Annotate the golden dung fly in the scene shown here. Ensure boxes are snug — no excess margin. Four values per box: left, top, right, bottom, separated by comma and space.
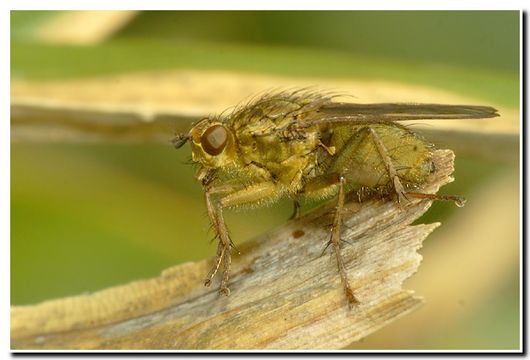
173, 89, 498, 305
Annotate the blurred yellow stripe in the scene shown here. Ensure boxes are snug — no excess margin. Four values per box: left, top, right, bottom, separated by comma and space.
37, 10, 138, 45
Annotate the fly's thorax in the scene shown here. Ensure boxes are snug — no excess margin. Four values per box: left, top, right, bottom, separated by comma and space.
189, 118, 239, 169
235, 126, 321, 187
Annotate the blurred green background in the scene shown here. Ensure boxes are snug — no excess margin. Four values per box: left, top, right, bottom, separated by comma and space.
11, 11, 520, 350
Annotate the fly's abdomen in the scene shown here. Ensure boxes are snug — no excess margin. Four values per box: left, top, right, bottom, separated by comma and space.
327, 123, 434, 195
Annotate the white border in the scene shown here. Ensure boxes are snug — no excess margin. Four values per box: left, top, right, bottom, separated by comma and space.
4, 6, 524, 354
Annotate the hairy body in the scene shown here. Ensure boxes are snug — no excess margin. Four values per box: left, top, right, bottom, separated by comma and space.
174, 89, 497, 304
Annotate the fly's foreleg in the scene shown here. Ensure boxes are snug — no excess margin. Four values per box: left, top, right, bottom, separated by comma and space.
204, 181, 280, 296
204, 190, 233, 295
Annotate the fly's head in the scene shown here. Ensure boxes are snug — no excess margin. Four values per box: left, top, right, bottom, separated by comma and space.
173, 118, 237, 170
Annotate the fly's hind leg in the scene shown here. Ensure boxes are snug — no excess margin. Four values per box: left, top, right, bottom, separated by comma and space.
367, 127, 408, 204
367, 128, 466, 207
405, 192, 467, 207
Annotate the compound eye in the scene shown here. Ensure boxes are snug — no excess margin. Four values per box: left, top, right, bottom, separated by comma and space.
201, 125, 228, 156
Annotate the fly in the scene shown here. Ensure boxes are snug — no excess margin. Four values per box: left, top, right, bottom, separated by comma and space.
173, 89, 498, 305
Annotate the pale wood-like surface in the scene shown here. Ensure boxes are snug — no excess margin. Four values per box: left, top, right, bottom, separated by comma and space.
11, 150, 456, 350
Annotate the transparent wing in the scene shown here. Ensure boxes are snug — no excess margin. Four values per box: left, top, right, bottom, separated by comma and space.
298, 102, 499, 127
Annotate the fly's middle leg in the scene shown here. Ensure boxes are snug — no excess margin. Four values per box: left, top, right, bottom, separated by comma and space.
302, 172, 358, 306
330, 175, 358, 306
289, 199, 301, 220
